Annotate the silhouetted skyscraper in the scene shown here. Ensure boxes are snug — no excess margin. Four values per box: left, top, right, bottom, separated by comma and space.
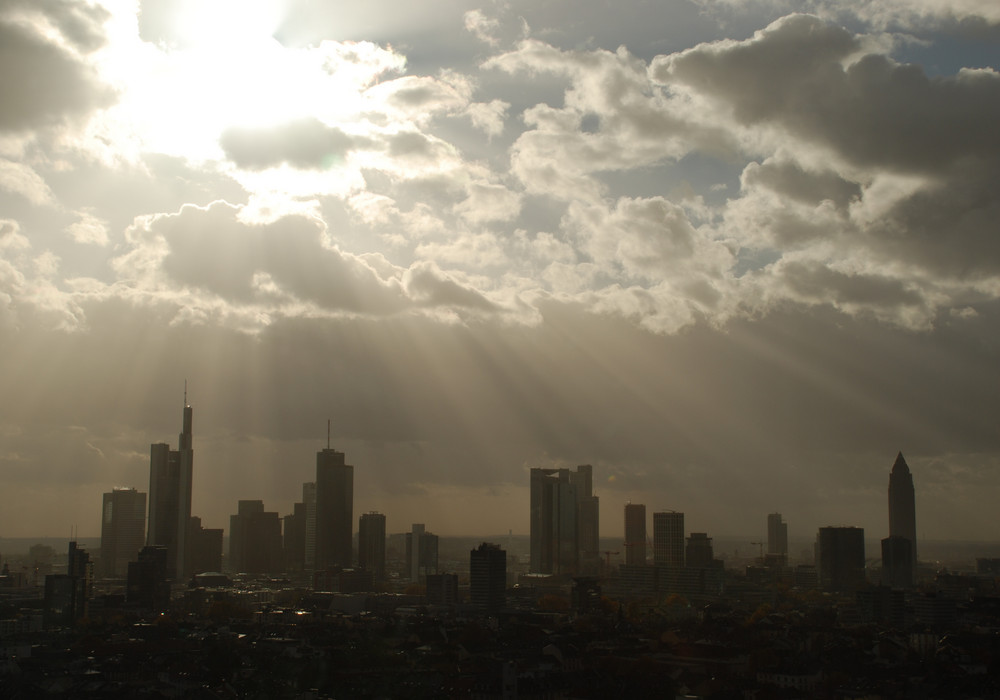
888, 452, 916, 570
816, 526, 866, 592
189, 516, 223, 574
229, 500, 283, 574
575, 465, 600, 574
358, 512, 386, 582
302, 482, 316, 571
44, 542, 92, 627
767, 512, 788, 557
529, 465, 598, 575
653, 511, 684, 567
470, 542, 507, 612
127, 545, 170, 611
284, 502, 307, 572
315, 446, 353, 571
147, 395, 194, 579
406, 524, 439, 582
100, 487, 146, 578
624, 503, 646, 566
881, 534, 914, 589
685, 532, 714, 568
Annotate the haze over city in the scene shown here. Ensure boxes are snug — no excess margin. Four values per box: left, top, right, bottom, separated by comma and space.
2, 0, 1000, 542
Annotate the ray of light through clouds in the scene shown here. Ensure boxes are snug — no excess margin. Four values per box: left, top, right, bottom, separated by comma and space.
1, 0, 999, 542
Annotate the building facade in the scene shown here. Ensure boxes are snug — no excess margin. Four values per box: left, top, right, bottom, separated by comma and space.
127, 545, 170, 611
881, 534, 914, 589
816, 526, 866, 592
653, 511, 684, 567
470, 542, 507, 612
685, 532, 714, 569
229, 500, 283, 574
100, 487, 146, 578
624, 503, 647, 566
302, 482, 316, 571
189, 516, 223, 574
767, 512, 788, 557
358, 512, 386, 582
406, 524, 439, 582
283, 502, 307, 573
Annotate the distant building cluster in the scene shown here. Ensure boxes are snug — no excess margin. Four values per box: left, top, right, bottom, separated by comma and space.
12, 398, 1000, 700
23, 392, 927, 625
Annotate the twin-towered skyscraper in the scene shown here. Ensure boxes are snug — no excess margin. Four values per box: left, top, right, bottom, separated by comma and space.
529, 465, 599, 575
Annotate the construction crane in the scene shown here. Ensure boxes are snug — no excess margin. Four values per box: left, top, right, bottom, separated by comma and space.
750, 541, 764, 564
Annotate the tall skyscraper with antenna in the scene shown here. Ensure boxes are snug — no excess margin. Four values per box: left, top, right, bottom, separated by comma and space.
147, 389, 194, 580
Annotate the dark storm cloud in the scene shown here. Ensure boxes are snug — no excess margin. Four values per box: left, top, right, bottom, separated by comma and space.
742, 159, 862, 210
219, 118, 368, 171
775, 259, 925, 310
0, 17, 113, 132
653, 13, 1000, 173
868, 163, 1000, 278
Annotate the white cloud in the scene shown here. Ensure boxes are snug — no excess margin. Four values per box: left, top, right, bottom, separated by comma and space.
65, 208, 110, 245
465, 8, 502, 46
0, 159, 54, 205
454, 181, 522, 224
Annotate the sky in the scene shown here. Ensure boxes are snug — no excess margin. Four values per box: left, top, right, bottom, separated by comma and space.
1, 0, 999, 545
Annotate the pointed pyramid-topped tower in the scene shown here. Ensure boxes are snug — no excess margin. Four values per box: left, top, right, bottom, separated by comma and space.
888, 451, 916, 566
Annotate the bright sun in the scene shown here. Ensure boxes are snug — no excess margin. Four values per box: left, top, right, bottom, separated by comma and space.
106, 0, 367, 164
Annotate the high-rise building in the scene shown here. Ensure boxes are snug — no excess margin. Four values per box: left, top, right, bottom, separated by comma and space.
653, 511, 684, 567
529, 465, 599, 575
888, 452, 917, 573
229, 500, 283, 574
575, 465, 600, 574
815, 526, 866, 592
358, 512, 386, 582
426, 573, 459, 605
302, 482, 316, 571
315, 446, 353, 571
881, 534, 914, 589
100, 487, 146, 578
406, 524, 439, 582
685, 532, 714, 569
470, 542, 507, 612
283, 502, 307, 573
127, 545, 170, 611
44, 541, 92, 628
189, 516, 223, 574
624, 503, 647, 566
147, 395, 194, 579
767, 513, 788, 557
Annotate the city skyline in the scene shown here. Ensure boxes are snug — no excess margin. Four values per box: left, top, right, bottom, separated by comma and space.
1, 399, 959, 545
2, 2, 1000, 543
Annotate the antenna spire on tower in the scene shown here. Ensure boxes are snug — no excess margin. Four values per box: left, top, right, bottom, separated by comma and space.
184, 379, 188, 407
327, 419, 331, 449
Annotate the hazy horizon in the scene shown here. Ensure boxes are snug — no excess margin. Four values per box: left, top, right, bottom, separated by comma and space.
2, 1, 999, 543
